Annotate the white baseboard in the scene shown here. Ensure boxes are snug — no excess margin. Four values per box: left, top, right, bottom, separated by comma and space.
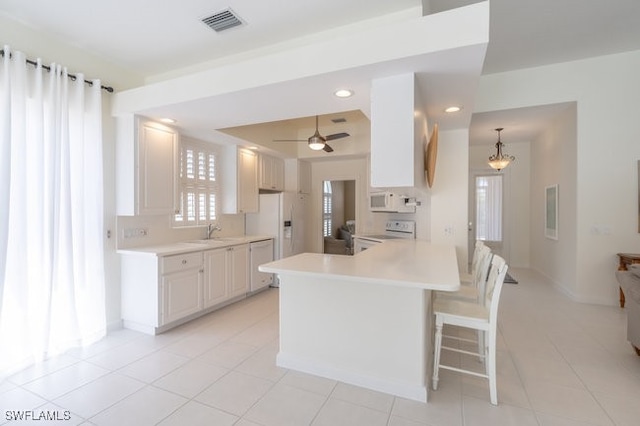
276, 352, 427, 403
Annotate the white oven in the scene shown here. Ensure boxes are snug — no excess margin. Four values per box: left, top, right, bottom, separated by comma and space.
353, 220, 416, 253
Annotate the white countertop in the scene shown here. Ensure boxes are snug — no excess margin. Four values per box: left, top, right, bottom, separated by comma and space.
260, 239, 460, 291
117, 235, 274, 256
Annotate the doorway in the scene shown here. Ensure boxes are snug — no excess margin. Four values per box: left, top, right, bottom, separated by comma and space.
322, 180, 356, 255
468, 172, 510, 267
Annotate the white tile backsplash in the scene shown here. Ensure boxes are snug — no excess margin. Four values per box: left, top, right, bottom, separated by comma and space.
116, 213, 245, 249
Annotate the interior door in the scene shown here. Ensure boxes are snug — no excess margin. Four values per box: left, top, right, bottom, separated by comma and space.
469, 172, 508, 267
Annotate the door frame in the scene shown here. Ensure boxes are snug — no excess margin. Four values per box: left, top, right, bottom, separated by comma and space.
468, 168, 512, 268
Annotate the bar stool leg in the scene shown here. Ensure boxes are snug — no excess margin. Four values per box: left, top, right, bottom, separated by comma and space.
432, 319, 443, 390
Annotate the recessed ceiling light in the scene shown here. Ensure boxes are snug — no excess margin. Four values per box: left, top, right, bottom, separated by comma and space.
334, 89, 354, 98
444, 106, 462, 113
247, 146, 259, 150
159, 118, 176, 123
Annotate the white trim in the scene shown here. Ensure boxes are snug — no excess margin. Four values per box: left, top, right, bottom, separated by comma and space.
276, 352, 428, 402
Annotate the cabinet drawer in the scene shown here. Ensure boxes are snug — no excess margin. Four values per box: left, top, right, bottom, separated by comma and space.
161, 252, 203, 274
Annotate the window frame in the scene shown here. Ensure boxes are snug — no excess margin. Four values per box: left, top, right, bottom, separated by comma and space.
173, 140, 219, 227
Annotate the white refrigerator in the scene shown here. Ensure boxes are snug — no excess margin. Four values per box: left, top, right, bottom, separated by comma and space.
246, 192, 308, 261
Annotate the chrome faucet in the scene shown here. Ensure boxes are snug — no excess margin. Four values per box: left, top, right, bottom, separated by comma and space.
207, 223, 222, 239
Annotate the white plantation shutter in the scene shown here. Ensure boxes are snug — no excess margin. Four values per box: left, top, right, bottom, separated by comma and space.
174, 140, 219, 226
323, 181, 332, 237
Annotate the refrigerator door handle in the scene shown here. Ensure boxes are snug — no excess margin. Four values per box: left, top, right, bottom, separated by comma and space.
290, 204, 294, 252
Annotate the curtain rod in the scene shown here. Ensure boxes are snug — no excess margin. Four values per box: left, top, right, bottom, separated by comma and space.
0, 49, 114, 93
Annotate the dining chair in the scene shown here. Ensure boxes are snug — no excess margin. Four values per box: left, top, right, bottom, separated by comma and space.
437, 245, 492, 302
460, 240, 486, 285
431, 254, 508, 405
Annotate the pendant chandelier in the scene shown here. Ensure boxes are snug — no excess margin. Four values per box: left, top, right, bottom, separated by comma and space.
488, 127, 515, 171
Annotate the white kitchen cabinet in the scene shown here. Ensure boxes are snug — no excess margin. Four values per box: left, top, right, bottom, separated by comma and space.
229, 244, 249, 298
116, 115, 179, 215
284, 159, 312, 194
121, 251, 203, 334
370, 73, 426, 189
203, 247, 228, 308
161, 266, 204, 325
258, 154, 284, 191
222, 147, 259, 214
203, 244, 249, 308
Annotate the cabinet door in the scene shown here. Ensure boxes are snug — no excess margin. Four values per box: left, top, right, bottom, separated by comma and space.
229, 245, 249, 298
298, 160, 311, 194
204, 248, 228, 308
258, 154, 272, 190
272, 157, 285, 191
138, 121, 178, 215
238, 149, 258, 213
161, 268, 203, 325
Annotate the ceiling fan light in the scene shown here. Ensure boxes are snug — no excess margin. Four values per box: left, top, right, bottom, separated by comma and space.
308, 135, 325, 150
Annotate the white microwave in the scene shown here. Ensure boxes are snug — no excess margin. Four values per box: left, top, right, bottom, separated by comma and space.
369, 192, 415, 213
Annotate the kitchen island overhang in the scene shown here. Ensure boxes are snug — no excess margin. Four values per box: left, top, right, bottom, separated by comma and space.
259, 240, 460, 402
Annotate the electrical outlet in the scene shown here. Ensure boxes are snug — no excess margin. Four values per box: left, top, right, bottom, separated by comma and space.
123, 227, 149, 239
444, 226, 455, 236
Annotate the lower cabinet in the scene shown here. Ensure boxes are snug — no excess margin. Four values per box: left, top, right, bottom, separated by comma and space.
121, 243, 250, 335
204, 244, 249, 308
161, 267, 204, 325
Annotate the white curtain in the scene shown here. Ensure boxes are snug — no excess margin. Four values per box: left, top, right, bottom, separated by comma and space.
476, 175, 503, 242
0, 46, 106, 376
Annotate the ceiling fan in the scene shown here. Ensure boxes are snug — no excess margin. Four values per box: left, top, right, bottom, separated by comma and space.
273, 115, 349, 152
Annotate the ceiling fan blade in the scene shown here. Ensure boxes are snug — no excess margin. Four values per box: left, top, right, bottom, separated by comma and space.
325, 132, 350, 141
323, 144, 334, 153
272, 139, 306, 142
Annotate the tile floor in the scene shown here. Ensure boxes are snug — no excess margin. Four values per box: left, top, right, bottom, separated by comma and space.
2, 268, 639, 425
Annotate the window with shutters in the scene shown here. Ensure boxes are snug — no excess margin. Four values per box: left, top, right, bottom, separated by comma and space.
174, 140, 219, 227
323, 181, 332, 237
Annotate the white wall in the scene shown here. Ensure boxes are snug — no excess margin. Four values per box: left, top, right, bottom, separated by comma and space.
430, 129, 469, 272
530, 105, 578, 296
477, 50, 640, 305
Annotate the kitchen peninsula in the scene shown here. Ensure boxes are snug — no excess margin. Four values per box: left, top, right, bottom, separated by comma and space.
259, 239, 460, 402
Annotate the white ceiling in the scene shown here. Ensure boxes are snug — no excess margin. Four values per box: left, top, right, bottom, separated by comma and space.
3, 0, 640, 148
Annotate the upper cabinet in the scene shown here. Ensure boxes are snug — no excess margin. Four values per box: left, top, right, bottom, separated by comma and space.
370, 73, 427, 189
222, 147, 259, 214
284, 159, 312, 194
258, 154, 284, 192
116, 115, 179, 216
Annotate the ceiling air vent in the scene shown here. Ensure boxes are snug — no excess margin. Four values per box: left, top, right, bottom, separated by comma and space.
202, 8, 244, 32
331, 118, 347, 124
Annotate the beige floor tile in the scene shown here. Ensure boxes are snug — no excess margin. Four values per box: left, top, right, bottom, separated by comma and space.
117, 350, 189, 383
196, 341, 258, 369
88, 386, 187, 426
156, 400, 238, 426
235, 345, 287, 382
461, 395, 538, 426
152, 359, 228, 398
244, 383, 326, 426
21, 361, 109, 400
330, 382, 395, 413
52, 373, 144, 419
392, 392, 463, 426
312, 397, 388, 426
278, 370, 337, 397
524, 381, 613, 425
194, 371, 273, 416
